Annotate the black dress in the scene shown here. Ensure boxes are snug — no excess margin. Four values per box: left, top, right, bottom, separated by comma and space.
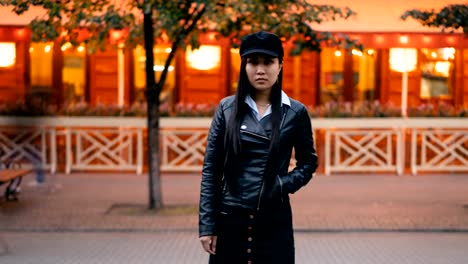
209, 201, 294, 264
209, 113, 295, 264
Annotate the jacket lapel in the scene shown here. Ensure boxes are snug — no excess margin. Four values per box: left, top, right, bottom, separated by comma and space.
241, 111, 270, 139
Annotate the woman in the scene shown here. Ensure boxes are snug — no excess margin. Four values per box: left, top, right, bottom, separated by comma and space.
199, 31, 318, 264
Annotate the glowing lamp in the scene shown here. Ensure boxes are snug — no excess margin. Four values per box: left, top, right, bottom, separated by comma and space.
389, 48, 417, 117
186, 45, 221, 71
389, 48, 417, 73
0, 43, 16, 67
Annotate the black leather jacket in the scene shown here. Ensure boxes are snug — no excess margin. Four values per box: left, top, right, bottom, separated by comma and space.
199, 95, 318, 237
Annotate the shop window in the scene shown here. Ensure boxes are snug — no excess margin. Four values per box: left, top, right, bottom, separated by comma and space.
320, 48, 345, 103
353, 49, 377, 102
420, 48, 455, 100
320, 48, 377, 104
30, 42, 53, 89
61, 43, 87, 102
133, 45, 175, 104
29, 42, 54, 105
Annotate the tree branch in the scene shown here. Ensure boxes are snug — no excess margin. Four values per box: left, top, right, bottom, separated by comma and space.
156, 4, 207, 96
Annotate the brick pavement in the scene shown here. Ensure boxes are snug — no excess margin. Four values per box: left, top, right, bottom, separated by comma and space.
2, 232, 468, 264
1, 172, 468, 232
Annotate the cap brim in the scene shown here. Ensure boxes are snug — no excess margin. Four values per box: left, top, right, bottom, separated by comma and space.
241, 49, 278, 57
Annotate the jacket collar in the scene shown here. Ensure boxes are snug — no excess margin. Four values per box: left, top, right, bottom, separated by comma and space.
244, 91, 290, 121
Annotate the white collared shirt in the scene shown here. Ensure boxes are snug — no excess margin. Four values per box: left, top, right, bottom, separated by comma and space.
244, 90, 291, 120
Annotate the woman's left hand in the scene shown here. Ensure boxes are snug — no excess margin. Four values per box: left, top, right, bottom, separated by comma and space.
199, 235, 217, 255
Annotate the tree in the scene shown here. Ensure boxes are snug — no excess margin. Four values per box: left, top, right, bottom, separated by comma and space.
4, 0, 360, 210
401, 4, 468, 35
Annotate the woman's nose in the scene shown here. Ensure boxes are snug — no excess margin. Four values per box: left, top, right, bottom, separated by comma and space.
256, 65, 266, 74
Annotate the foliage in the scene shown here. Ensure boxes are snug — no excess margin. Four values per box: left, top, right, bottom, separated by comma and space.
5, 0, 362, 54
307, 101, 402, 118
407, 102, 467, 118
174, 102, 217, 117
401, 4, 468, 35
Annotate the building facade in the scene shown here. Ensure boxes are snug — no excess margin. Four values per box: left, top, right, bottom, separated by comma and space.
0, 1, 467, 110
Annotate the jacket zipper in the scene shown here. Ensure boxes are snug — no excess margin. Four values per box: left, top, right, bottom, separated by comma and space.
277, 175, 284, 203
256, 111, 288, 211
240, 130, 270, 141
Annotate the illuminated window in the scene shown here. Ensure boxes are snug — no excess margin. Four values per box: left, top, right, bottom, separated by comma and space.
320, 48, 345, 103
420, 48, 455, 99
0, 42, 16, 67
30, 42, 53, 88
354, 49, 377, 101
62, 43, 87, 102
320, 48, 378, 104
28, 42, 54, 107
133, 45, 175, 104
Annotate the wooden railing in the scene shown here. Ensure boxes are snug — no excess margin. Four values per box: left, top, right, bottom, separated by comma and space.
0, 117, 466, 175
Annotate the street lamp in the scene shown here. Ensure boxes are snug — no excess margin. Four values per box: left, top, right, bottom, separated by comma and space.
389, 48, 417, 117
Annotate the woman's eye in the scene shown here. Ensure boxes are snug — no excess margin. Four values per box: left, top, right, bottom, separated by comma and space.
247, 59, 259, 65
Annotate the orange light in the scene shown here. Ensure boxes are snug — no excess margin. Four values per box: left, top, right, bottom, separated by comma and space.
208, 33, 216, 40
14, 28, 26, 39
351, 49, 362, 56
111, 30, 122, 40
109, 29, 128, 44
161, 32, 169, 43
374, 35, 384, 44
399, 36, 409, 44
61, 42, 72, 52
422, 36, 432, 43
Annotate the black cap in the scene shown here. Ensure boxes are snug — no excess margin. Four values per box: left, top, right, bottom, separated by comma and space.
239, 31, 284, 58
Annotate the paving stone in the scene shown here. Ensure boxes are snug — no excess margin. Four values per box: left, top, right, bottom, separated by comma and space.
1, 232, 468, 264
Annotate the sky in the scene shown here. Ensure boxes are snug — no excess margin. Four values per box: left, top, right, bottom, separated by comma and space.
0, 1, 465, 33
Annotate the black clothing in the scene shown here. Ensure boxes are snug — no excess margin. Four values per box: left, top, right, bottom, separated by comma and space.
209, 202, 294, 264
199, 95, 318, 263
199, 95, 318, 237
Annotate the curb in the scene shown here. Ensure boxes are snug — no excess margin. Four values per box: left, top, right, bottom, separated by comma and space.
3, 228, 468, 233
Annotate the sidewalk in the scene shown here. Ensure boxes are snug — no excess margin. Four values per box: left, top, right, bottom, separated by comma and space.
1, 172, 468, 232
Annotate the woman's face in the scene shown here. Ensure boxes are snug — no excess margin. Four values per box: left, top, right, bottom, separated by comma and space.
245, 55, 282, 92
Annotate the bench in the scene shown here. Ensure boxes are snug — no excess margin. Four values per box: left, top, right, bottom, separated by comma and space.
0, 169, 31, 201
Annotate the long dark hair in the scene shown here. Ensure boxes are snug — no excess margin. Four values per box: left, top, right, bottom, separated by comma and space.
224, 55, 284, 190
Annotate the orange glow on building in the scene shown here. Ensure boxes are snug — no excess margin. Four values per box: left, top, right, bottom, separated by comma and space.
0, 1, 466, 108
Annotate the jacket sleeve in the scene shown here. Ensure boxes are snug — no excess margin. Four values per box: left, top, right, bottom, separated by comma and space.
199, 102, 226, 237
280, 106, 318, 194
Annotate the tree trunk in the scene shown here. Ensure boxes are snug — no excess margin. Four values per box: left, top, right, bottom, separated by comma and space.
143, 9, 163, 210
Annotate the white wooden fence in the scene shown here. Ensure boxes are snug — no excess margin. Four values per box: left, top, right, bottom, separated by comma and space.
0, 117, 466, 175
